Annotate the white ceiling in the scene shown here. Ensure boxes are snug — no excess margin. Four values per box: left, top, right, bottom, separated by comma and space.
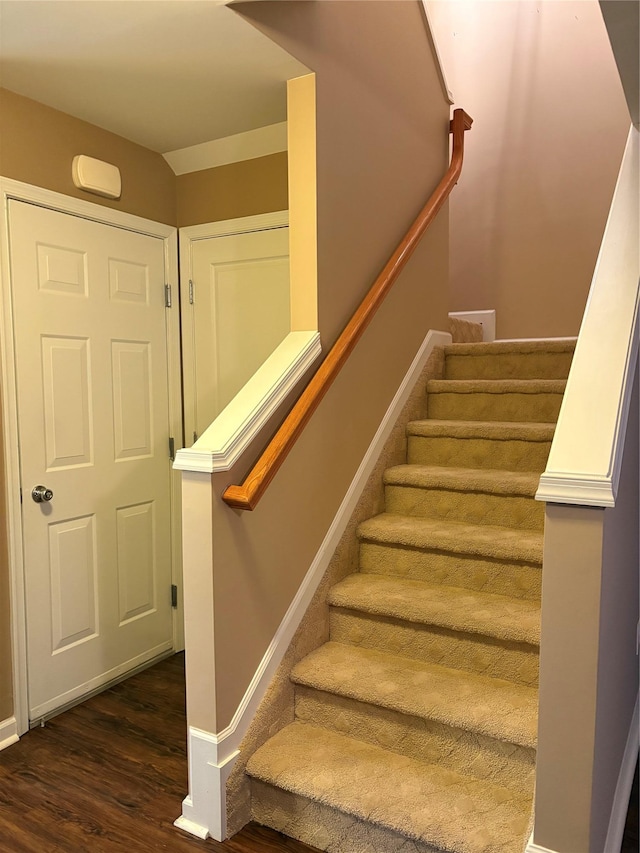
0, 0, 308, 153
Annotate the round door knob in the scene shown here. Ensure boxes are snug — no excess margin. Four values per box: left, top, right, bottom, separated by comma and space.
32, 485, 53, 503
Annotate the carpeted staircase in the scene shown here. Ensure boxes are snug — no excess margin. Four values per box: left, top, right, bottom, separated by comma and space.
245, 339, 575, 853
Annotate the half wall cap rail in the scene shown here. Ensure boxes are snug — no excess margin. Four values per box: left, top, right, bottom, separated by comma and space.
223, 107, 473, 511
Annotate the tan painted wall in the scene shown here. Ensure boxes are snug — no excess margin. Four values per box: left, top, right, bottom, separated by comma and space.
535, 369, 639, 851
0, 88, 176, 225
175, 152, 288, 228
202, 0, 450, 730
427, 0, 630, 339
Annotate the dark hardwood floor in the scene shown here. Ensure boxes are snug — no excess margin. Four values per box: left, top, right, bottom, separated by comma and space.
0, 652, 637, 853
0, 654, 318, 852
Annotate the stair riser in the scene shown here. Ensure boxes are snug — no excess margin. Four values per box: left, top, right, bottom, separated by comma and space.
427, 391, 563, 423
251, 780, 443, 853
384, 484, 544, 531
359, 541, 542, 600
294, 687, 536, 797
330, 609, 539, 686
444, 352, 573, 381
407, 434, 551, 472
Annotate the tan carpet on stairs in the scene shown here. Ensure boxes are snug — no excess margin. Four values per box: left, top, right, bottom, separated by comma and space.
241, 339, 575, 853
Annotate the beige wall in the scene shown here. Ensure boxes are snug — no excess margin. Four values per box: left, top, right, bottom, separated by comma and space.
176, 152, 288, 228
535, 369, 639, 851
427, 0, 630, 339
199, 0, 451, 730
0, 88, 176, 225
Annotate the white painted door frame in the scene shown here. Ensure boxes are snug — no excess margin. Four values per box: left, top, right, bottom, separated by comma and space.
0, 177, 183, 736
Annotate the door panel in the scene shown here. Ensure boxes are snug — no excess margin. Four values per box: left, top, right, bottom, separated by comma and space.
8, 200, 173, 721
190, 226, 290, 438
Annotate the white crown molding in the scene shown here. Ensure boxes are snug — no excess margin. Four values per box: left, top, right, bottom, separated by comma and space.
163, 122, 288, 175
535, 474, 615, 508
537, 127, 639, 508
174, 331, 321, 474
174, 328, 451, 841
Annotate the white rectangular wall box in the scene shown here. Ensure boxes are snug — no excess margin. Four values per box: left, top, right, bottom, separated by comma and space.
72, 155, 121, 199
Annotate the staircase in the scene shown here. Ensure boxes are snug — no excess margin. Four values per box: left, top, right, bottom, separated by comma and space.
245, 339, 575, 853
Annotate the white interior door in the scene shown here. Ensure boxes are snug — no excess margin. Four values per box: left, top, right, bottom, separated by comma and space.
8, 200, 174, 722
187, 224, 290, 441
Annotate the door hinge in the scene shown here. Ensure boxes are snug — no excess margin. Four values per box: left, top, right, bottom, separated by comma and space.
189, 279, 194, 305
164, 283, 172, 308
169, 436, 175, 461
171, 584, 178, 609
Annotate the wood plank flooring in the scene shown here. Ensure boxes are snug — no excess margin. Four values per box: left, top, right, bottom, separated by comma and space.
0, 652, 637, 853
0, 654, 318, 853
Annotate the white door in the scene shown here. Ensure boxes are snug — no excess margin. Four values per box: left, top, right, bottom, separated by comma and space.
8, 200, 174, 722
186, 225, 290, 441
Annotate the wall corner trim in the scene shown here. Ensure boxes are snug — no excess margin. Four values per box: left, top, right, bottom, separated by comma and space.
604, 690, 640, 853
182, 328, 450, 840
0, 717, 19, 752
174, 330, 321, 473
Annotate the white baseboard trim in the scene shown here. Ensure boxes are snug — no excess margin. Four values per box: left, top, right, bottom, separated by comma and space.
448, 309, 496, 341
525, 835, 557, 853
604, 690, 640, 853
0, 716, 19, 751
174, 725, 239, 841
177, 327, 450, 841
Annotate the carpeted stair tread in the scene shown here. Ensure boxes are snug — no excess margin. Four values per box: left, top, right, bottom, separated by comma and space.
247, 722, 531, 853
358, 514, 543, 564
426, 378, 567, 395
291, 642, 537, 748
407, 419, 556, 442
443, 341, 575, 381
327, 574, 540, 646
443, 340, 575, 356
383, 464, 540, 497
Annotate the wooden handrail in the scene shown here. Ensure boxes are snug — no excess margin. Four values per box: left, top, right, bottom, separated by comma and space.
223, 108, 473, 510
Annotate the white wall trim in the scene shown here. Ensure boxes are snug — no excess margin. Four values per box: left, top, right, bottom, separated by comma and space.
174, 726, 239, 841
0, 716, 19, 752
420, 1, 455, 106
180, 210, 288, 242
0, 176, 181, 734
525, 834, 559, 853
174, 331, 321, 473
537, 126, 639, 508
176, 328, 450, 841
448, 309, 496, 342
604, 690, 640, 853
163, 122, 288, 176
